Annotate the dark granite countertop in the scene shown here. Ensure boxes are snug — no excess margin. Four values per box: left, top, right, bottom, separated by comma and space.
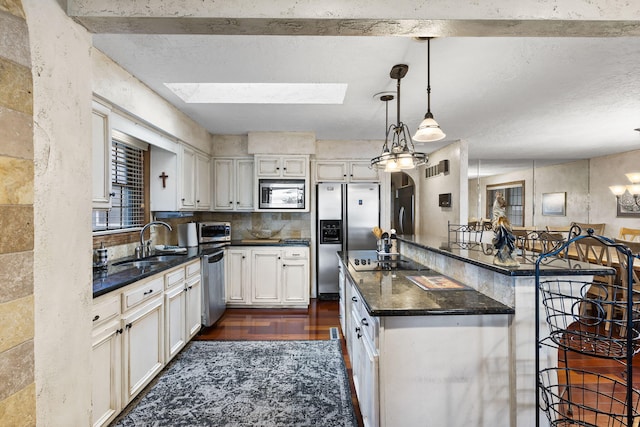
338, 250, 515, 317
93, 247, 203, 298
398, 234, 617, 277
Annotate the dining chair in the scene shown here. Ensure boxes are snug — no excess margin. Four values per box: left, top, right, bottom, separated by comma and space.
574, 237, 617, 331
612, 244, 640, 337
571, 222, 606, 236
618, 227, 640, 242
615, 238, 640, 254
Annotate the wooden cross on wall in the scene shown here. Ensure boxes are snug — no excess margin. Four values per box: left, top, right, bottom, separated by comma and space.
159, 172, 169, 188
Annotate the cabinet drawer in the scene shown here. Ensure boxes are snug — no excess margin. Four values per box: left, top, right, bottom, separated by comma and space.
92, 294, 120, 328
123, 276, 164, 311
185, 259, 201, 279
282, 248, 308, 259
165, 267, 185, 289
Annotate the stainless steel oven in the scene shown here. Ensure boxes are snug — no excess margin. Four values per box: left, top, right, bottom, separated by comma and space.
198, 222, 231, 244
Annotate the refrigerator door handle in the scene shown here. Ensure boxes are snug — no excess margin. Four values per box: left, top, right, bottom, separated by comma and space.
399, 206, 405, 234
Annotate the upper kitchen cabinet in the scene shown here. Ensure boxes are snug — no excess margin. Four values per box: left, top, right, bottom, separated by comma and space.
179, 145, 211, 211
92, 100, 112, 209
255, 155, 308, 178
212, 157, 254, 211
150, 144, 211, 212
315, 160, 379, 183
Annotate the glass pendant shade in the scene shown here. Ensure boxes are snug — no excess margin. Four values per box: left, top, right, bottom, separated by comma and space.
628, 184, 640, 195
626, 172, 640, 183
413, 115, 446, 142
609, 185, 627, 196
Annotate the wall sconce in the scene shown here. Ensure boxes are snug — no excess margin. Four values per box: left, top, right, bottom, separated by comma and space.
609, 172, 640, 215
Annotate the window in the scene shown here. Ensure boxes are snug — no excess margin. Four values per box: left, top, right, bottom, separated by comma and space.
92, 137, 146, 232
486, 181, 525, 227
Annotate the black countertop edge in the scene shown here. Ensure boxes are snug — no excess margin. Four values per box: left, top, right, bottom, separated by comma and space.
397, 235, 616, 277
228, 239, 310, 247
93, 249, 202, 298
369, 308, 515, 316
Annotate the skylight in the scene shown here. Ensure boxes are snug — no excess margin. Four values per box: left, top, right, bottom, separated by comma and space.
164, 83, 348, 104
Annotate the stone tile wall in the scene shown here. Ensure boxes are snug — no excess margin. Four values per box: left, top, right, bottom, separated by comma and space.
0, 1, 36, 424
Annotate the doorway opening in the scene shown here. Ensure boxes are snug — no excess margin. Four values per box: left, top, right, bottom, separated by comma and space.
391, 172, 415, 235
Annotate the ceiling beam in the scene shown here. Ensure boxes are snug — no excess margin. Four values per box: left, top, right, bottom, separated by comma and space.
67, 0, 640, 37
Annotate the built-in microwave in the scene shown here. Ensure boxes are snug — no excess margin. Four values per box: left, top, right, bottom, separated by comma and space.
198, 222, 231, 244
259, 179, 306, 210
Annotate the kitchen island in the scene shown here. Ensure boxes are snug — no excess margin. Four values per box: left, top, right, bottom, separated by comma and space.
339, 235, 615, 427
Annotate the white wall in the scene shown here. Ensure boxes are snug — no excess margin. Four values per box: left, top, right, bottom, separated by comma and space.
416, 140, 468, 237
24, 0, 93, 424
468, 152, 640, 237
91, 48, 213, 155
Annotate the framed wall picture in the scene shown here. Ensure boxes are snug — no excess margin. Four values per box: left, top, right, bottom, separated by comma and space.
616, 193, 640, 217
542, 192, 566, 216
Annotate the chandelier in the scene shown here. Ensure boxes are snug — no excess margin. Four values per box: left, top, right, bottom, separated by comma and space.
370, 64, 428, 172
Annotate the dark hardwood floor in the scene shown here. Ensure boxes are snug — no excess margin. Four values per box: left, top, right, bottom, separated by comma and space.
195, 299, 640, 425
195, 299, 364, 427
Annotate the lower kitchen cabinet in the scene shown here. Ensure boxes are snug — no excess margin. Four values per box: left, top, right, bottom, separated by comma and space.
91, 294, 122, 427
225, 246, 309, 308
122, 295, 164, 404
92, 258, 202, 427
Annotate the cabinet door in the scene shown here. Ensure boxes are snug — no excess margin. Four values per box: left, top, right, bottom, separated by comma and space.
213, 158, 234, 210
164, 285, 186, 362
281, 259, 309, 305
91, 319, 121, 427
282, 156, 308, 177
255, 156, 281, 177
122, 297, 164, 404
338, 264, 346, 334
180, 146, 196, 209
251, 250, 281, 304
350, 162, 379, 182
225, 249, 249, 304
92, 101, 112, 209
315, 161, 348, 182
185, 275, 202, 339
235, 159, 255, 210
195, 153, 211, 210
360, 334, 379, 427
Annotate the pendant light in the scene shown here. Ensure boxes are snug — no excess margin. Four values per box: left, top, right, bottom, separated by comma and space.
370, 64, 428, 171
413, 38, 446, 142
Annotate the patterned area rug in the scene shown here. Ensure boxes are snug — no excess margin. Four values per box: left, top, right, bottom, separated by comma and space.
111, 340, 357, 427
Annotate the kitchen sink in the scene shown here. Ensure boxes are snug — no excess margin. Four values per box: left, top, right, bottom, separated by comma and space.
112, 259, 164, 268
143, 254, 186, 262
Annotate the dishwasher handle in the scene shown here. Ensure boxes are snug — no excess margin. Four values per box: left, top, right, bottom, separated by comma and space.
205, 250, 224, 264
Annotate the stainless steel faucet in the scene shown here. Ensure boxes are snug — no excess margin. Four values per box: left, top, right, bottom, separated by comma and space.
138, 221, 173, 258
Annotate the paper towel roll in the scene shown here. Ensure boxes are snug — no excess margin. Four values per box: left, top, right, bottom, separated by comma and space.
178, 222, 198, 247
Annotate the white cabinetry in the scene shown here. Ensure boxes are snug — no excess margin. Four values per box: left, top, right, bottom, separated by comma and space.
315, 160, 379, 183
180, 145, 211, 211
251, 249, 281, 304
92, 258, 203, 425
91, 294, 121, 427
212, 157, 254, 211
92, 100, 112, 209
225, 246, 309, 308
184, 260, 202, 340
226, 249, 250, 304
121, 276, 165, 405
164, 260, 202, 363
281, 248, 310, 305
255, 155, 308, 178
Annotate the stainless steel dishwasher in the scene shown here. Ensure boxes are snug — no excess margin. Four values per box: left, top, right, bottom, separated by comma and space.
201, 248, 226, 327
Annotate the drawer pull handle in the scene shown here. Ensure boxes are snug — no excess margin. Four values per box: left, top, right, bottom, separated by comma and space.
116, 328, 123, 335
351, 297, 357, 302
143, 289, 153, 296
125, 323, 132, 329
93, 315, 100, 322
361, 318, 369, 326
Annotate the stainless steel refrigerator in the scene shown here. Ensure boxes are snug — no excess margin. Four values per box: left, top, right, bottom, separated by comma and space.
316, 182, 380, 297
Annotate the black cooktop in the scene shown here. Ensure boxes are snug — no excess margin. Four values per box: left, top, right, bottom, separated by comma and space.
347, 250, 427, 272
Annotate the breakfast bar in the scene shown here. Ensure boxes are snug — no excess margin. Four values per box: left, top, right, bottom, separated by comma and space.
339, 235, 615, 427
